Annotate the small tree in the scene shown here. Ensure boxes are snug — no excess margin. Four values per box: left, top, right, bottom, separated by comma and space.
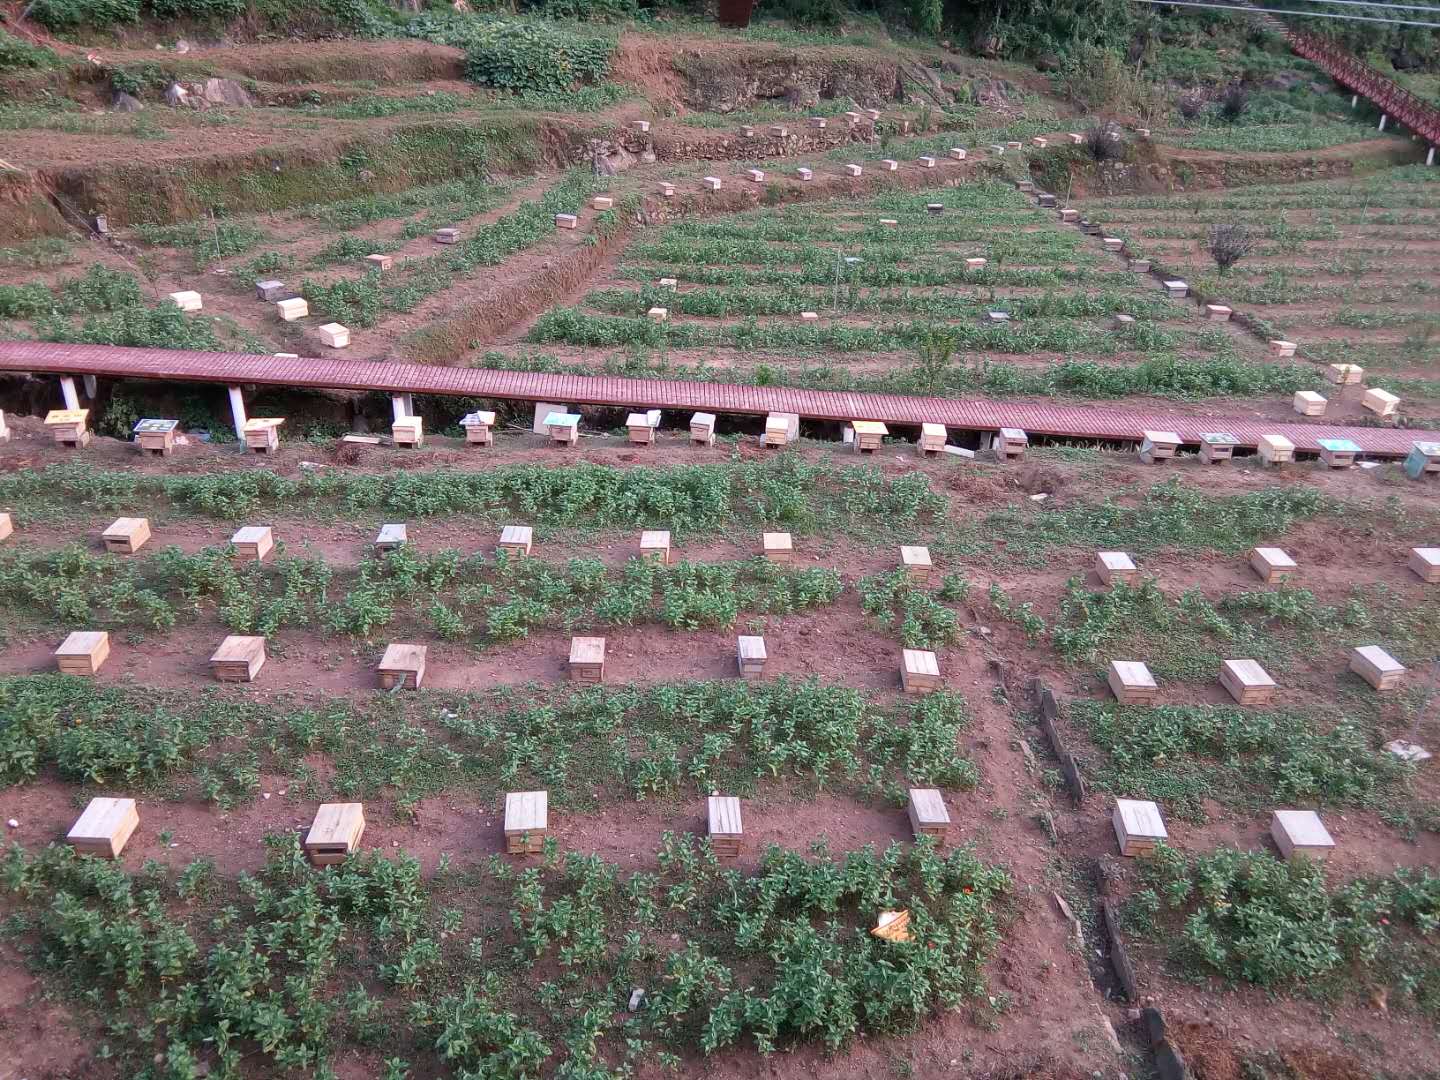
914, 327, 959, 392
1219, 82, 1249, 122
1206, 223, 1254, 275
1083, 124, 1123, 162
1177, 90, 1205, 121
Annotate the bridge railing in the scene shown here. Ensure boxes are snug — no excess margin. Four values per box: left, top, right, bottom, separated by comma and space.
1283, 27, 1440, 144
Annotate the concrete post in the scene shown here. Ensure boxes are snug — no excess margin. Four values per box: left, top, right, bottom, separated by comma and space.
227, 385, 247, 442
1350, 94, 1358, 109
1378, 114, 1388, 132
1429, 146, 1436, 167
82, 374, 97, 399
60, 376, 79, 411
391, 393, 413, 421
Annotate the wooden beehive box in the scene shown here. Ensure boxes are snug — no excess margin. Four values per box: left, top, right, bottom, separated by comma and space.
702, 176, 722, 191
900, 545, 932, 582
1271, 810, 1334, 860
1139, 430, 1180, 464
640, 530, 671, 564
762, 412, 799, 448
504, 790, 548, 854
1205, 304, 1232, 321
304, 803, 365, 865
1113, 798, 1166, 857
102, 517, 151, 555
544, 412, 580, 447
627, 410, 660, 445
708, 795, 743, 858
901, 649, 940, 695
1163, 280, 1188, 299
1409, 547, 1440, 583
45, 408, 90, 448
907, 788, 949, 844
365, 253, 392, 272
995, 427, 1027, 461
55, 630, 110, 676
1249, 546, 1296, 583
391, 416, 423, 448
276, 297, 308, 322
1112, 314, 1135, 331
948, 146, 966, 160
746, 168, 764, 182
1257, 434, 1295, 466
1103, 237, 1124, 252
375, 523, 407, 552
133, 418, 179, 455
1269, 339, 1297, 358
1096, 551, 1137, 586
880, 159, 898, 171
67, 797, 139, 858
762, 531, 793, 564
690, 411, 716, 446
461, 410, 496, 445
1405, 442, 1440, 479
737, 635, 767, 680
1219, 658, 1276, 706
920, 423, 947, 455
918, 155, 936, 168
0, 511, 12, 542
434, 227, 459, 244
318, 322, 349, 349
1350, 645, 1404, 691
1318, 438, 1360, 468
592, 196, 614, 210
498, 524, 533, 557
769, 125, 787, 137
1326, 363, 1363, 385
244, 418, 284, 454
1363, 387, 1399, 418
230, 525, 274, 562
256, 279, 288, 301
1199, 432, 1236, 464
1292, 391, 1327, 417
169, 290, 203, 312
378, 643, 427, 690
1128, 257, 1151, 272
569, 636, 605, 684
1108, 660, 1157, 705
851, 420, 888, 453
210, 635, 266, 682
796, 166, 812, 180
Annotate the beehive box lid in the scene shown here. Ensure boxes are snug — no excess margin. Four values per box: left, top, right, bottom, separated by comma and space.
505, 790, 548, 833
1318, 438, 1361, 453
56, 630, 108, 657
903, 649, 939, 676
691, 411, 716, 427
380, 643, 427, 672
1098, 551, 1135, 572
1260, 434, 1296, 452
921, 422, 947, 437
908, 787, 950, 825
763, 531, 792, 551
1366, 387, 1400, 404
1223, 658, 1274, 688
1201, 431, 1238, 444
708, 795, 742, 836
230, 526, 271, 546
460, 410, 497, 427
1163, 279, 1188, 289
640, 529, 670, 548
243, 417, 284, 431
1354, 645, 1403, 674
45, 408, 89, 425
1294, 392, 1326, 405
570, 636, 606, 664
900, 545, 932, 567
68, 797, 137, 844
1273, 809, 1334, 848
211, 635, 265, 663
544, 412, 580, 429
305, 803, 364, 848
1253, 546, 1296, 568
999, 427, 1027, 441
1110, 660, 1156, 688
765, 412, 798, 431
376, 523, 407, 545
852, 420, 888, 436
1412, 441, 1440, 457
1412, 546, 1440, 566
133, 418, 179, 434
626, 411, 660, 428
392, 416, 423, 433
500, 524, 533, 546
103, 517, 148, 538
738, 635, 767, 662
1142, 430, 1181, 445
1115, 798, 1167, 840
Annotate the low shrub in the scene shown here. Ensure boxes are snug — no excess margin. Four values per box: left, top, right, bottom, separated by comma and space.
463, 21, 614, 94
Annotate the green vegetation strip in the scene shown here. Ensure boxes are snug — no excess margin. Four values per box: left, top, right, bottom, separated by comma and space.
2, 831, 1010, 1076
1126, 846, 1439, 1012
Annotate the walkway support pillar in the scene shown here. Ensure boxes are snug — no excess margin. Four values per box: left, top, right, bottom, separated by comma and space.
1379, 113, 1388, 131
60, 376, 79, 411
1351, 94, 1358, 109
227, 385, 247, 442
1429, 146, 1436, 167
82, 374, 97, 399
391, 393, 413, 421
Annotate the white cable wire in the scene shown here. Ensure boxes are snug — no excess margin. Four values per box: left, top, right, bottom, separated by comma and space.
1130, 0, 1440, 27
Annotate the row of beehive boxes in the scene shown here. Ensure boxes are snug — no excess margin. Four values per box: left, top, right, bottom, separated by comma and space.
1113, 799, 1336, 860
